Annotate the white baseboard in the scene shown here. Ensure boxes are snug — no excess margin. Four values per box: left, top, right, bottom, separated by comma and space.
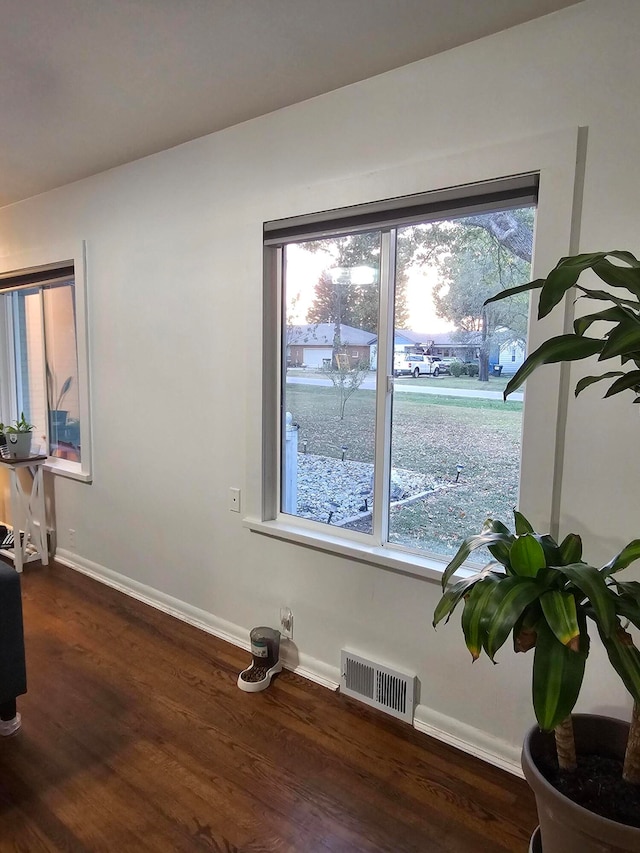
54, 549, 340, 691
54, 550, 521, 775
413, 704, 523, 778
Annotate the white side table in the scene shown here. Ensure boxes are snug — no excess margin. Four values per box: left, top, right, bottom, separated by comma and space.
0, 456, 49, 573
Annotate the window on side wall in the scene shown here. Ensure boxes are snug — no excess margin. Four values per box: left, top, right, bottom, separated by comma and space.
0, 265, 85, 474
263, 174, 538, 569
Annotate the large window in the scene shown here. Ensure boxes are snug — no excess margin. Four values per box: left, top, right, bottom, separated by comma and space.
0, 263, 88, 477
268, 175, 538, 565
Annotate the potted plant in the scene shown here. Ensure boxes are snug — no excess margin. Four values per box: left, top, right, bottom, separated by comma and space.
46, 366, 73, 445
434, 251, 640, 852
3, 413, 35, 459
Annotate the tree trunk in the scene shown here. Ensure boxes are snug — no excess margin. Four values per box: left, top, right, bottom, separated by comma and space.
554, 716, 577, 771
464, 212, 533, 263
479, 307, 489, 382
623, 701, 640, 783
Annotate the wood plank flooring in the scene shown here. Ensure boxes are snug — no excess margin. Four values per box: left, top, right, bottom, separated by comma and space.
0, 562, 538, 852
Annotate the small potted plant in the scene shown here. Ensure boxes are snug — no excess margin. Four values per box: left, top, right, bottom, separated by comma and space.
3, 412, 35, 459
435, 251, 640, 851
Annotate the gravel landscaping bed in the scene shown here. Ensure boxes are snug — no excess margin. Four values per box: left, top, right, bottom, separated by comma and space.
296, 453, 437, 525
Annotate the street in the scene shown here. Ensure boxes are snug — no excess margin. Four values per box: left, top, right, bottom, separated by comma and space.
285, 373, 524, 402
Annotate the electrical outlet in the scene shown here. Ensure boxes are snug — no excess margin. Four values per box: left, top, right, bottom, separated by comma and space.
68, 528, 76, 551
280, 606, 293, 640
228, 487, 241, 512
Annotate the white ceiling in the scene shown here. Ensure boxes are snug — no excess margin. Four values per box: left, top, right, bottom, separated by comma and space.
0, 0, 581, 208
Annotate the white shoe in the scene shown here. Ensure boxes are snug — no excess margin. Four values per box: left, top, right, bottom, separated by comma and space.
0, 713, 21, 736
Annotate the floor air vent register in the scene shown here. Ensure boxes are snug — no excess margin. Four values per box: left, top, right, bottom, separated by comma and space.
340, 650, 416, 725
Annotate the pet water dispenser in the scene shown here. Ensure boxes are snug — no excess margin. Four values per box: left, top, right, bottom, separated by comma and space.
237, 626, 282, 692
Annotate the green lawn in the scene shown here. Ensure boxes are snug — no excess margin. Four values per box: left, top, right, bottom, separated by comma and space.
396, 374, 513, 393
285, 381, 523, 557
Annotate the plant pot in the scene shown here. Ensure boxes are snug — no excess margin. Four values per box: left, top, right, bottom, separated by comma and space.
4, 432, 33, 459
49, 410, 68, 445
522, 714, 640, 853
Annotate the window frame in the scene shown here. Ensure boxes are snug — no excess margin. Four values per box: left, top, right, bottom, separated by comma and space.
0, 241, 92, 482
246, 129, 582, 581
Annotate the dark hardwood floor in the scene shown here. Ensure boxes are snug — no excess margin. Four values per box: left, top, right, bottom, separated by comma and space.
0, 561, 538, 852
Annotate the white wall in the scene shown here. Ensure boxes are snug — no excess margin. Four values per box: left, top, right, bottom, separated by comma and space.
2, 0, 639, 772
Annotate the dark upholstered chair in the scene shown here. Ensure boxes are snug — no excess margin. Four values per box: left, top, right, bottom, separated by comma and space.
0, 561, 26, 735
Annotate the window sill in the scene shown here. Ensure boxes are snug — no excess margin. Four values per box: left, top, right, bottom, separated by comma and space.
43, 457, 92, 482
243, 516, 473, 583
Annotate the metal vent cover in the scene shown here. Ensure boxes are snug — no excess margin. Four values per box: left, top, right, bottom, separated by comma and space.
340, 650, 416, 725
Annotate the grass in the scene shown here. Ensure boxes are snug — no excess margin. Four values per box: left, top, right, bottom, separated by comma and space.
396, 374, 513, 393
285, 381, 523, 557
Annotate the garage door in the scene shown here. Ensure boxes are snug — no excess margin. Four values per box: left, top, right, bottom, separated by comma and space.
303, 347, 332, 368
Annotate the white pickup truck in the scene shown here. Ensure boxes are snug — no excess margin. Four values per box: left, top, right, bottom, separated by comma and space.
393, 353, 440, 378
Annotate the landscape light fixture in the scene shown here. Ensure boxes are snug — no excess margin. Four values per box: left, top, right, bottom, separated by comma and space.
456, 464, 464, 483
341, 445, 348, 461
302, 439, 308, 454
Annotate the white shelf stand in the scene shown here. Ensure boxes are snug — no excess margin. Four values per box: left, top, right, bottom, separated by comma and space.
0, 456, 49, 573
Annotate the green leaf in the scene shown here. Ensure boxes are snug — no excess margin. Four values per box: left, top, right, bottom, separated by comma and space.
576, 287, 640, 310
461, 577, 501, 661
484, 577, 545, 661
597, 622, 640, 705
613, 595, 640, 631
533, 615, 588, 731
604, 371, 640, 398
509, 534, 546, 578
538, 252, 640, 319
483, 279, 544, 307
535, 534, 561, 567
487, 541, 513, 570
540, 590, 580, 648
556, 563, 617, 637
432, 566, 503, 627
513, 510, 534, 535
487, 518, 512, 536
601, 540, 640, 576
575, 372, 624, 397
574, 306, 638, 337
503, 335, 604, 398
559, 533, 582, 565
440, 523, 514, 589
512, 603, 540, 653
613, 580, 640, 602
592, 258, 640, 297
599, 320, 640, 361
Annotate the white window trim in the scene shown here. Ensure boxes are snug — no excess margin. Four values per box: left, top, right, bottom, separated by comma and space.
246, 128, 583, 580
0, 240, 92, 482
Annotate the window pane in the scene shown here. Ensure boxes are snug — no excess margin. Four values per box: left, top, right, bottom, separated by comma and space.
388, 207, 534, 560
43, 282, 81, 461
282, 232, 380, 532
10, 288, 46, 455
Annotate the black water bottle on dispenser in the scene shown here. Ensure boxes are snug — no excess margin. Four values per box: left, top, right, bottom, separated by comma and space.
237, 626, 282, 692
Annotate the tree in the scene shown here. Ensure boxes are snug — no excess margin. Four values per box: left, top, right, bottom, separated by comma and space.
432, 210, 534, 381
462, 209, 533, 263
305, 209, 534, 375
307, 232, 409, 332
320, 354, 371, 420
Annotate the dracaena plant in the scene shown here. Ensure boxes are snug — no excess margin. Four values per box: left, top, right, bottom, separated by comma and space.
484, 251, 640, 401
433, 511, 640, 782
